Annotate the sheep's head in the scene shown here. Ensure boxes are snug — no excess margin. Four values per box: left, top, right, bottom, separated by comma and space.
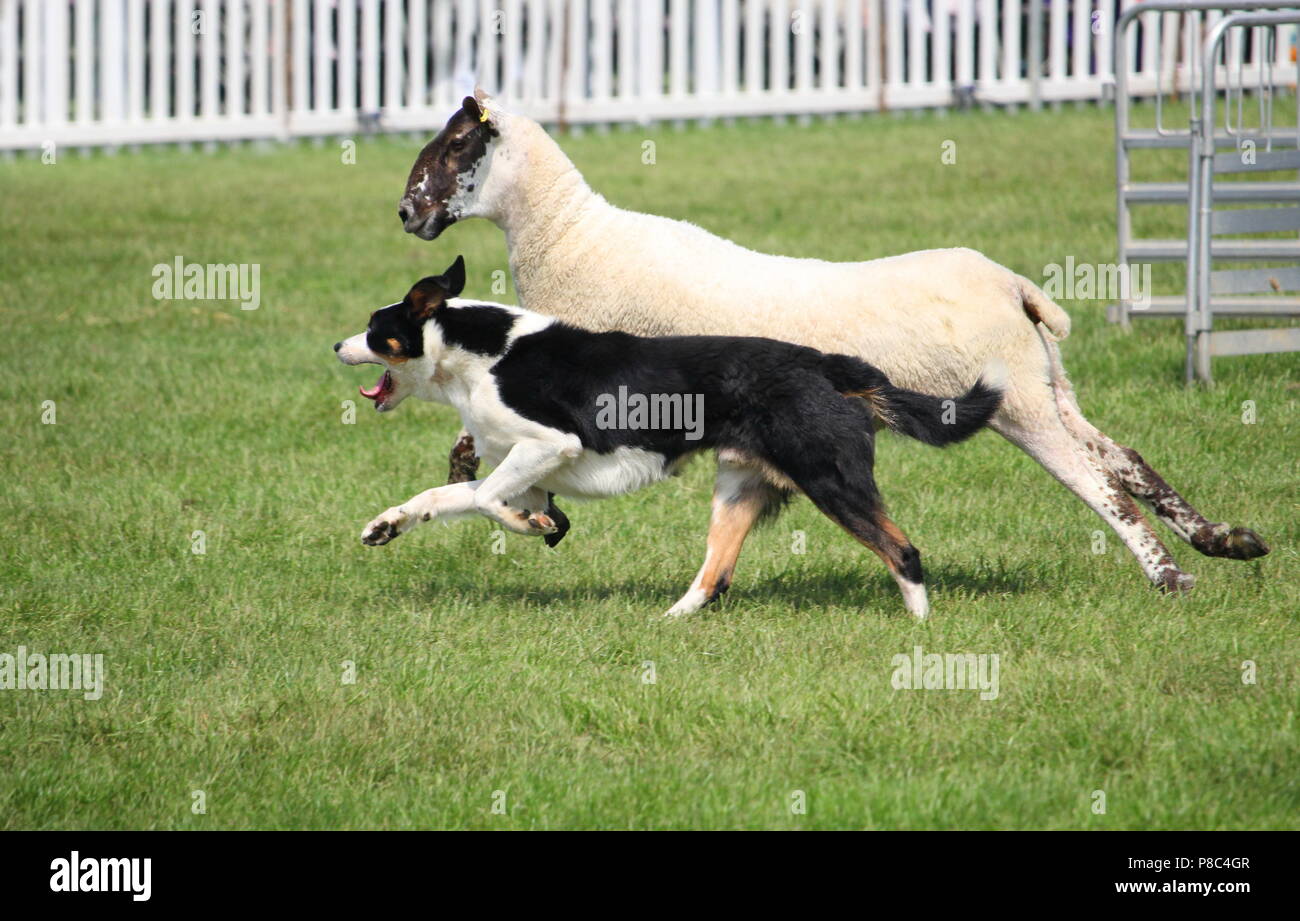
399, 95, 499, 240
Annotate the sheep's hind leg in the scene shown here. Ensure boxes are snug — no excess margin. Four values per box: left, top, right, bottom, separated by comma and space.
1035, 327, 1268, 562
1057, 403, 1270, 561
996, 414, 1194, 593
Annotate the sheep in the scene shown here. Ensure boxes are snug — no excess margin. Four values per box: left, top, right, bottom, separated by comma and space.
395, 92, 1269, 596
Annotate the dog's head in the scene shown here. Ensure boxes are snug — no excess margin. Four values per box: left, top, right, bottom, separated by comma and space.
398, 93, 501, 240
334, 256, 466, 412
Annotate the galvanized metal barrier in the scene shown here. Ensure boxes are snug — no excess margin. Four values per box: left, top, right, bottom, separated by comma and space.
1189, 9, 1300, 382
1112, 1, 1300, 329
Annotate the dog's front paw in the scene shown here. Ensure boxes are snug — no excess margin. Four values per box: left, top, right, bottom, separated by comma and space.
525, 511, 559, 535
361, 508, 408, 546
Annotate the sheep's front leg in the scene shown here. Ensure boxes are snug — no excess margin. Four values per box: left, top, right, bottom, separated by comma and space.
473, 440, 572, 536
447, 429, 480, 484
361, 481, 484, 545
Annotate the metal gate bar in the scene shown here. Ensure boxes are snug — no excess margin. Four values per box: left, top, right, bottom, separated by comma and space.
1190, 9, 1300, 382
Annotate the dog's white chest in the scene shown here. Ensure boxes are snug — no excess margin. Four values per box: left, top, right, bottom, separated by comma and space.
538, 446, 672, 498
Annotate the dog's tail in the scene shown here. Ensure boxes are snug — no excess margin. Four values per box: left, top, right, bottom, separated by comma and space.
822, 355, 1005, 447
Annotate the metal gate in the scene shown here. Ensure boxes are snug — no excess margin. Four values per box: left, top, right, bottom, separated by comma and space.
1189, 8, 1300, 382
1112, 0, 1300, 383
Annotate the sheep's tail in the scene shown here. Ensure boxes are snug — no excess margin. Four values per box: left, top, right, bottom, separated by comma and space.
822, 355, 1006, 447
1017, 274, 1072, 340
1021, 275, 1078, 412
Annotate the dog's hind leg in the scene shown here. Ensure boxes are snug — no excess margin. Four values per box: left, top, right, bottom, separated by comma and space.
753, 379, 930, 617
807, 493, 930, 619
664, 457, 786, 618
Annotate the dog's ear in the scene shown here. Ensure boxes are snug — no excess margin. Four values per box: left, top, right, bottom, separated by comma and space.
405, 257, 466, 320
440, 254, 466, 298
406, 277, 449, 321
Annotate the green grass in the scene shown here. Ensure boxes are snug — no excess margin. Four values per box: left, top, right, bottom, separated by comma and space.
0, 105, 1296, 830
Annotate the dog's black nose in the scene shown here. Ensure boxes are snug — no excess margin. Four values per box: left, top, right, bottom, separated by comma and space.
398, 206, 410, 223
333, 341, 342, 352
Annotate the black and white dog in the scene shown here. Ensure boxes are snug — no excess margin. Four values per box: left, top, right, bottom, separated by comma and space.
335, 257, 1004, 619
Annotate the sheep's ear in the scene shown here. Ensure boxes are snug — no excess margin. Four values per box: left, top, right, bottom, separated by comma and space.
461, 95, 482, 121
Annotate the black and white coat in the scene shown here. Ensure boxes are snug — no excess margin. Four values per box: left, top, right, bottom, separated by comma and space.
335, 257, 1003, 619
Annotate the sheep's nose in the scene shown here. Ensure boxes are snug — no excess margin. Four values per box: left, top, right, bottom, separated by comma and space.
398, 206, 410, 223
333, 341, 342, 352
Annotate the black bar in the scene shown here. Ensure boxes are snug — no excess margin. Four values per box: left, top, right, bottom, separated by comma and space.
0, 831, 1287, 909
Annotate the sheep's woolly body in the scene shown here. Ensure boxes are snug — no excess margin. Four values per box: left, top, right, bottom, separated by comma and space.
477, 112, 1069, 429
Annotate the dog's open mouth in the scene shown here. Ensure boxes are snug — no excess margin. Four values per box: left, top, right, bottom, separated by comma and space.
359, 370, 394, 406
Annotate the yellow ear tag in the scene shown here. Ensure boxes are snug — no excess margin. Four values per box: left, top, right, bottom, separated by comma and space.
479, 108, 490, 123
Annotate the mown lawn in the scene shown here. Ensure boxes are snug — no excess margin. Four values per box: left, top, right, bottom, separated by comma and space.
0, 104, 1296, 829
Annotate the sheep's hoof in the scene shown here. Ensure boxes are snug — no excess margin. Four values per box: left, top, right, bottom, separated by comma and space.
1157, 570, 1196, 594
447, 435, 480, 485
1219, 527, 1270, 560
1192, 524, 1271, 560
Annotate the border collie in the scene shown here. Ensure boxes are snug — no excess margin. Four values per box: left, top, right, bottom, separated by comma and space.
334, 257, 1004, 619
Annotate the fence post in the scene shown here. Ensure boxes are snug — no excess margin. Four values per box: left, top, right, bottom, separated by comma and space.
638, 0, 661, 120
274, 0, 289, 139
408, 0, 427, 109
1, 0, 17, 133
1029, 0, 1043, 110
695, 0, 720, 104
43, 0, 67, 128
103, 0, 127, 128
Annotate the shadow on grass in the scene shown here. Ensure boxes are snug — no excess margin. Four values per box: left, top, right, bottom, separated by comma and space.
748, 561, 1033, 608
408, 557, 1034, 613
411, 574, 682, 610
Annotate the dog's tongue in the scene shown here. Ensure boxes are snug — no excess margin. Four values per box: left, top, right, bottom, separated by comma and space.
359, 370, 393, 402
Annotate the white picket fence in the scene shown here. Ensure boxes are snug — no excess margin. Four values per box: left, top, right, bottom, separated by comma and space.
0, 0, 1294, 151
